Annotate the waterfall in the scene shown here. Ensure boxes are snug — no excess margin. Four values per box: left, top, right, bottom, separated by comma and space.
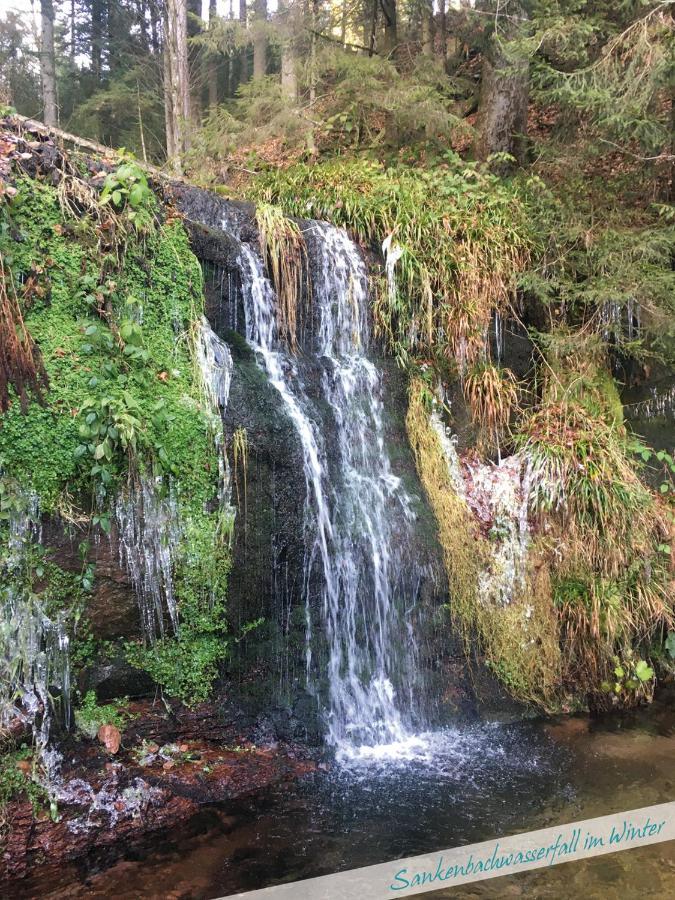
227, 215, 425, 757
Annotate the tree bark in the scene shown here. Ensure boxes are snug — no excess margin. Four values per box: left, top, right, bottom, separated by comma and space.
164, 0, 192, 172
39, 0, 57, 126
379, 0, 397, 57
70, 0, 76, 63
474, 7, 529, 168
239, 0, 250, 85
187, 0, 202, 123
91, 0, 104, 81
438, 0, 446, 64
252, 0, 267, 79
279, 0, 297, 100
421, 0, 433, 56
207, 0, 219, 107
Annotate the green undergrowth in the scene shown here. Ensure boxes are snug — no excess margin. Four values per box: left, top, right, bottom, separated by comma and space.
0, 175, 213, 514
0, 161, 233, 708
74, 691, 130, 739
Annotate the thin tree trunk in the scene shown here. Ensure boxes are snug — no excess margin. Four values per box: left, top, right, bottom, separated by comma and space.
70, 0, 76, 63
438, 0, 446, 64
279, 0, 297, 100
40, 0, 57, 126
91, 0, 104, 81
252, 0, 267, 79
163, 17, 177, 162
306, 0, 318, 154
368, 0, 377, 56
421, 0, 433, 56
207, 0, 219, 107
239, 0, 250, 84
107, 0, 121, 77
187, 0, 202, 124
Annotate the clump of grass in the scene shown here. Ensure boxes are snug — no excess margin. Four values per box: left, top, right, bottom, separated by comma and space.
516, 400, 661, 575
232, 425, 248, 519
255, 203, 310, 352
463, 362, 519, 454
514, 329, 673, 708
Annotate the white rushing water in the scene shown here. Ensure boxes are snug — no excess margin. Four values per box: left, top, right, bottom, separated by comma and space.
225, 214, 425, 760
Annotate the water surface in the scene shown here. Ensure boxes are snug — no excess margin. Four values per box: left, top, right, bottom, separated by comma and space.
32, 688, 675, 899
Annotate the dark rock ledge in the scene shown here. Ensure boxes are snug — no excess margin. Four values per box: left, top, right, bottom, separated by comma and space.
0, 699, 317, 891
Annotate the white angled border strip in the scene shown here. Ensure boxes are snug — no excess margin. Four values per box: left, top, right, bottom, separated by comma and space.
221, 801, 675, 899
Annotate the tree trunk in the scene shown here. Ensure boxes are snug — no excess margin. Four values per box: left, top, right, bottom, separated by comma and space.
91, 0, 104, 81
107, 0, 121, 77
163, 21, 177, 162
474, 8, 529, 168
438, 0, 446, 64
207, 0, 219, 107
239, 0, 250, 85
279, 0, 297, 100
39, 0, 57, 126
379, 0, 397, 57
187, 0, 202, 124
164, 0, 192, 172
70, 0, 76, 63
252, 0, 267, 79
421, 0, 433, 56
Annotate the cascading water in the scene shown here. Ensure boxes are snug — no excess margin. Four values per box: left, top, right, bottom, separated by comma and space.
220, 211, 427, 758
115, 477, 181, 643
196, 315, 236, 515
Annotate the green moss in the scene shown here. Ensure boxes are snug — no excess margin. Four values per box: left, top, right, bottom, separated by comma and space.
0, 176, 216, 514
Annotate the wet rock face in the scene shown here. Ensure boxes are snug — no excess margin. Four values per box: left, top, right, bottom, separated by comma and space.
40, 518, 141, 642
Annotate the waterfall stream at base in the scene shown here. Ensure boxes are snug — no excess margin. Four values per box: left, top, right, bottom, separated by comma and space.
222, 215, 428, 760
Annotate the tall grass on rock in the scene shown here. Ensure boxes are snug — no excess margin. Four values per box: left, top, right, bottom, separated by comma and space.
250, 157, 532, 369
